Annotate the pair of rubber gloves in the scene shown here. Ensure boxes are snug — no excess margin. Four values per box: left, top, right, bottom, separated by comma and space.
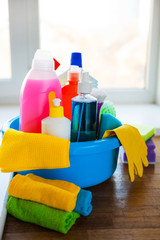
103, 124, 148, 182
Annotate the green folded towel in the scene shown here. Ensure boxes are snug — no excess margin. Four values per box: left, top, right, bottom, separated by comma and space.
7, 195, 80, 234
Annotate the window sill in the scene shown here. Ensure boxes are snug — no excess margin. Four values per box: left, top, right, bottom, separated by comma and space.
0, 105, 19, 131
116, 104, 160, 135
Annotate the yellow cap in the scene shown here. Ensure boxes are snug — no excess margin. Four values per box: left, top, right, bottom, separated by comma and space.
50, 102, 64, 118
48, 92, 64, 118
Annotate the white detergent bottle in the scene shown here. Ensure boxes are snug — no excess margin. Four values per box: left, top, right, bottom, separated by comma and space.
58, 52, 98, 88
41, 95, 71, 140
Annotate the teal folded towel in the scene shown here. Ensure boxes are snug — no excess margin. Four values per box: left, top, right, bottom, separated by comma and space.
74, 189, 92, 216
7, 195, 80, 234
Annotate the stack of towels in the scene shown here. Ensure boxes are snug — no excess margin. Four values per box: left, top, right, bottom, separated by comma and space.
7, 174, 93, 234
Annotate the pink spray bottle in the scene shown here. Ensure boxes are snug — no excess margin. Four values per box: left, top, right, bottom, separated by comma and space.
20, 49, 62, 133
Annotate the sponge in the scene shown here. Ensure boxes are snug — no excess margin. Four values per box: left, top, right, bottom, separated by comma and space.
98, 114, 122, 139
121, 138, 156, 165
133, 124, 155, 142
99, 101, 116, 123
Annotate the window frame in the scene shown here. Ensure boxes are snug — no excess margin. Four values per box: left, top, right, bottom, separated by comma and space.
105, 0, 160, 104
0, 0, 159, 104
0, 0, 39, 104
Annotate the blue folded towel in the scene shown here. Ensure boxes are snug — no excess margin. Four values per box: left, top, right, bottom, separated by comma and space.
74, 189, 92, 216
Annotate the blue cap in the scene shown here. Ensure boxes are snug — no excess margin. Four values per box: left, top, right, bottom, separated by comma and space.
70, 52, 82, 68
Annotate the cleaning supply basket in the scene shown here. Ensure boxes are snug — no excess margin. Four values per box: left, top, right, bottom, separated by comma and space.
2, 116, 121, 188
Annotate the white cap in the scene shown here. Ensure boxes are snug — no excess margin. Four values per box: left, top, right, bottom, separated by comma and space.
78, 71, 92, 94
32, 49, 54, 70
53, 98, 61, 106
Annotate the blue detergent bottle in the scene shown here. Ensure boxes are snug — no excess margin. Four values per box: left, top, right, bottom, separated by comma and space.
71, 71, 97, 142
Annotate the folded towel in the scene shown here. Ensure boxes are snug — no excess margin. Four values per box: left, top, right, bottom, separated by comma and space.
74, 189, 92, 216
7, 195, 80, 234
103, 124, 148, 182
8, 174, 77, 212
0, 129, 70, 173
27, 174, 80, 196
26, 174, 92, 216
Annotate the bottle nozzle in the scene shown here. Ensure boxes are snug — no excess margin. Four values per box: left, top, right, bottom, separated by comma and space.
49, 97, 64, 118
53, 58, 60, 70
78, 71, 92, 94
53, 98, 61, 107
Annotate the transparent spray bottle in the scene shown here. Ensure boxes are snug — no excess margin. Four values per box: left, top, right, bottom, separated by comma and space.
71, 71, 97, 142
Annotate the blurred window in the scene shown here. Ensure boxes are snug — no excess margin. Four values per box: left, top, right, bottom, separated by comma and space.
39, 0, 151, 89
0, 0, 11, 79
0, 0, 159, 104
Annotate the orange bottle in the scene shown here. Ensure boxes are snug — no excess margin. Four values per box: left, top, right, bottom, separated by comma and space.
62, 66, 80, 120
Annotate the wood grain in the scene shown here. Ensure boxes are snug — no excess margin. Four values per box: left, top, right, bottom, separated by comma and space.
2, 137, 160, 240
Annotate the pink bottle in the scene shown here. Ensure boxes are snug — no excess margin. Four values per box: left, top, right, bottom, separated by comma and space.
20, 50, 62, 133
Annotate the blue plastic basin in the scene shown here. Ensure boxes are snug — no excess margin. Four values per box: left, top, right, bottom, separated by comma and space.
2, 116, 121, 188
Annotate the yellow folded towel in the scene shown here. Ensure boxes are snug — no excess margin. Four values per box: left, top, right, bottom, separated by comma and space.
0, 129, 70, 172
27, 174, 80, 196
103, 124, 148, 182
8, 174, 79, 212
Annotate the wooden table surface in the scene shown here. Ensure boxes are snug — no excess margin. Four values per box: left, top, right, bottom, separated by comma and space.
2, 137, 160, 240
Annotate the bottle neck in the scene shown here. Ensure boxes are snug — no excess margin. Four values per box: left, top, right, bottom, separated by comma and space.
68, 80, 79, 85
78, 93, 97, 102
79, 93, 89, 98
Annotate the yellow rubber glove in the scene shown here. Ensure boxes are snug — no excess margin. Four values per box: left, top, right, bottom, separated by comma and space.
102, 124, 148, 182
